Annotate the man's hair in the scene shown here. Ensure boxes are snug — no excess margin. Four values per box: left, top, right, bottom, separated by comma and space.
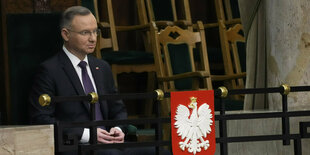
60, 6, 92, 29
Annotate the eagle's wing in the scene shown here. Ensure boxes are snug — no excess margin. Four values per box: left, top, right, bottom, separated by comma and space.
197, 103, 213, 138
174, 104, 191, 139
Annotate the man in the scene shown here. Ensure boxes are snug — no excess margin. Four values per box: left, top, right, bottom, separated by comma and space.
29, 6, 166, 155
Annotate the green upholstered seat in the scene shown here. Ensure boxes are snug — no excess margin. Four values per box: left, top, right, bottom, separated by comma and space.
101, 50, 154, 65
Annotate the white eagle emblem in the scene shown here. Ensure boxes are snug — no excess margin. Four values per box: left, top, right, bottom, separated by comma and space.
174, 97, 213, 154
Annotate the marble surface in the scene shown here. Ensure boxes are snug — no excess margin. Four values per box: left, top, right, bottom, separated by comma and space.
0, 125, 54, 155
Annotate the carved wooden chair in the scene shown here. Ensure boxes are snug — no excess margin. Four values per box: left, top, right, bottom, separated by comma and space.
189, 0, 246, 98
150, 20, 246, 139
214, 0, 246, 99
151, 21, 212, 93
150, 21, 212, 140
218, 20, 245, 90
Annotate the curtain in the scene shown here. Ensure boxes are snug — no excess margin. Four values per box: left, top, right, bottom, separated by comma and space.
238, 0, 268, 109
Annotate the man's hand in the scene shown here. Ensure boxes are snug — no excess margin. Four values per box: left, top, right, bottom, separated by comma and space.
97, 128, 115, 144
97, 128, 125, 143
109, 127, 125, 143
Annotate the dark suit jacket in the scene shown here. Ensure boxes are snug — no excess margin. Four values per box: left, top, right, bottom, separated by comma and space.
29, 51, 127, 139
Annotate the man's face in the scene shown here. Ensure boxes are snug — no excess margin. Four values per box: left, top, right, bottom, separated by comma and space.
63, 14, 98, 58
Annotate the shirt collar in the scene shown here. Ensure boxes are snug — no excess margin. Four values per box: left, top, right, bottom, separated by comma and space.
63, 45, 89, 67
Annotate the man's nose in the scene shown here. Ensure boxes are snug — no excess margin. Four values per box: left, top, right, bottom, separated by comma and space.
89, 33, 97, 42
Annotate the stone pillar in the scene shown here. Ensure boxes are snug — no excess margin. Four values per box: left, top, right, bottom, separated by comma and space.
266, 0, 310, 110
226, 1, 310, 154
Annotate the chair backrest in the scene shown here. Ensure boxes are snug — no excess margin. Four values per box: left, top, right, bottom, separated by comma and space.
147, 0, 176, 22
137, 0, 193, 51
151, 21, 212, 92
213, 0, 246, 92
218, 20, 245, 90
82, 0, 119, 58
215, 0, 241, 22
80, 0, 97, 17
137, 0, 192, 24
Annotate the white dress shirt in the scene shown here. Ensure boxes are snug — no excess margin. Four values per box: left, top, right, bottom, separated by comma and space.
63, 46, 121, 143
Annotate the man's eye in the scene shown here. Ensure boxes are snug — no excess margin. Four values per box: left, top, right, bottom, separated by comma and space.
80, 31, 90, 35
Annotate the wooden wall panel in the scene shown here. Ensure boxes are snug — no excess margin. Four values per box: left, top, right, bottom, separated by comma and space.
6, 0, 33, 13
1, 0, 9, 124
0, 0, 6, 124
5, 0, 79, 13
50, 1, 81, 13
0, 0, 80, 124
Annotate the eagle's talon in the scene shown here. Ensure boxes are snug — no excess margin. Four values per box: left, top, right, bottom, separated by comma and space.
179, 142, 187, 151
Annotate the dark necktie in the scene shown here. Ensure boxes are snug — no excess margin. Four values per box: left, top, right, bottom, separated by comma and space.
78, 61, 103, 121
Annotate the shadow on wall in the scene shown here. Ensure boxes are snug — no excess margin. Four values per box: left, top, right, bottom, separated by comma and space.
6, 13, 62, 124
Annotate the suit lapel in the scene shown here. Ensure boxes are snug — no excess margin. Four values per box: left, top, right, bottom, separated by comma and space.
58, 51, 90, 111
88, 56, 105, 95
88, 56, 109, 119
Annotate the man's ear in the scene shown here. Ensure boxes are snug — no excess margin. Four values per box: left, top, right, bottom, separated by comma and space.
61, 28, 70, 41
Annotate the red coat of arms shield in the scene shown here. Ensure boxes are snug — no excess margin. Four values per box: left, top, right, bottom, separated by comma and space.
171, 90, 216, 155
